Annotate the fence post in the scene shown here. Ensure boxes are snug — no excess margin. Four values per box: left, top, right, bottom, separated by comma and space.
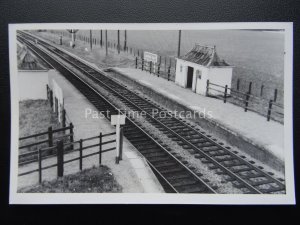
206, 80, 210, 96
167, 67, 170, 81
237, 79, 240, 91
244, 94, 250, 112
55, 97, 59, 116
224, 85, 228, 103
46, 85, 49, 100
38, 148, 42, 183
99, 132, 102, 165
267, 100, 273, 121
164, 57, 167, 72
260, 85, 264, 97
62, 109, 66, 128
48, 126, 53, 147
119, 127, 124, 161
141, 58, 144, 71
69, 123, 74, 150
124, 30, 127, 51
50, 90, 53, 108
79, 139, 83, 170
248, 82, 252, 95
90, 30, 93, 50
274, 89, 278, 102
135, 57, 138, 69
57, 140, 64, 177
117, 30, 120, 54
149, 61, 152, 74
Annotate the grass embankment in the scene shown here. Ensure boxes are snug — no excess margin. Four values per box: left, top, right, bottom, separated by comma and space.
19, 99, 62, 155
32, 31, 135, 69
18, 166, 122, 193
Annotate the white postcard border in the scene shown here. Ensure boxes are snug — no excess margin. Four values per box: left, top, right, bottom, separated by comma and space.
9, 22, 295, 204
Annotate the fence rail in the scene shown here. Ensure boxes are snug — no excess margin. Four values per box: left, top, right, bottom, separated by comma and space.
42, 30, 284, 122
45, 30, 177, 78
206, 80, 284, 123
18, 131, 120, 184
19, 123, 74, 165
19, 84, 74, 164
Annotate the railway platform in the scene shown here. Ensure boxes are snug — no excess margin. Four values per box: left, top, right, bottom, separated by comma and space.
108, 67, 285, 172
18, 68, 164, 193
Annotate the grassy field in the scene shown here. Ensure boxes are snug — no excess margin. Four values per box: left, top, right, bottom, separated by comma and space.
33, 29, 285, 104
18, 166, 122, 193
19, 100, 62, 155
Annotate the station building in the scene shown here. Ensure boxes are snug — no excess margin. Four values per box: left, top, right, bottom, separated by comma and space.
175, 44, 233, 96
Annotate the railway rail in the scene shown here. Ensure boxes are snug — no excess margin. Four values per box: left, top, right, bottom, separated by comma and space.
17, 31, 286, 194
17, 32, 215, 194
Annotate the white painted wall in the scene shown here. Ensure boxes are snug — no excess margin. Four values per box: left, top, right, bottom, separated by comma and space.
18, 70, 49, 100
175, 59, 186, 87
175, 59, 209, 95
175, 58, 233, 96
48, 69, 64, 122
208, 67, 233, 95
194, 65, 209, 95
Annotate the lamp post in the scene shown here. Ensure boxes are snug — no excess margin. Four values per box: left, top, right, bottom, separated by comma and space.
67, 29, 79, 48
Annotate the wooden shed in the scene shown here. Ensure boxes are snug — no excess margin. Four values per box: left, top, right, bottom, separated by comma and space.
175, 44, 233, 96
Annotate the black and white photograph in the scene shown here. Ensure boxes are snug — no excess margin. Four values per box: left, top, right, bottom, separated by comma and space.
9, 23, 295, 204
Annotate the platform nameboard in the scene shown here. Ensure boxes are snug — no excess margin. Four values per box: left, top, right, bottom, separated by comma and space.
144, 51, 158, 63
111, 114, 126, 125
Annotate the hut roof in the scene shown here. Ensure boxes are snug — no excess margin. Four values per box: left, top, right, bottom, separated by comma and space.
179, 44, 230, 67
18, 46, 48, 70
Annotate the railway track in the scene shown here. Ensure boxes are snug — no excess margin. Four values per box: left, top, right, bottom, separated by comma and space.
18, 31, 286, 194
17, 32, 215, 194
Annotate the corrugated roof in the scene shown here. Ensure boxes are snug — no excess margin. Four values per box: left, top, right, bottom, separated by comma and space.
179, 44, 230, 67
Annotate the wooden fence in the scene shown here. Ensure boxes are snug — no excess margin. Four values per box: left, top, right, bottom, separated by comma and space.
46, 30, 177, 77
46, 85, 71, 128
135, 57, 176, 82
19, 84, 74, 165
206, 80, 284, 123
44, 30, 284, 122
233, 77, 283, 104
18, 130, 121, 184
19, 123, 74, 165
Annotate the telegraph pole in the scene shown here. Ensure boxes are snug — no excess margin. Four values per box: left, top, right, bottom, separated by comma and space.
90, 30, 93, 50
117, 30, 120, 54
124, 30, 127, 51
177, 30, 181, 57
105, 30, 108, 56
100, 30, 103, 47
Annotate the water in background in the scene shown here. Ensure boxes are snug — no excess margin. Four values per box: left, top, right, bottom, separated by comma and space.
65, 29, 285, 104
103, 29, 285, 103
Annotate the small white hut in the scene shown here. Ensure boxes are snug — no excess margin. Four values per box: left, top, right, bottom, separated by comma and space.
175, 44, 233, 96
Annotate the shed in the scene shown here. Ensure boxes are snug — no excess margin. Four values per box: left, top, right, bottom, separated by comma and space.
17, 43, 50, 100
175, 44, 233, 96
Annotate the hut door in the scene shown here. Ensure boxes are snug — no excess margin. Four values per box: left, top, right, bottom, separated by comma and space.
186, 66, 194, 88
